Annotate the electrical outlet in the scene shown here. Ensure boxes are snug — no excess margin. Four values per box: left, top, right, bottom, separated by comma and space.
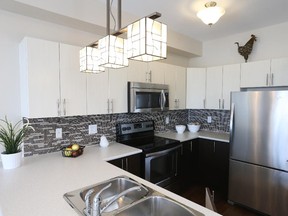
56, 128, 62, 139
165, 116, 169, 124
207, 116, 212, 123
89, 124, 97, 134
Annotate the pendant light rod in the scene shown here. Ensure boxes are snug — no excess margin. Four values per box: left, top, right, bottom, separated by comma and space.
117, 0, 121, 31
106, 0, 110, 35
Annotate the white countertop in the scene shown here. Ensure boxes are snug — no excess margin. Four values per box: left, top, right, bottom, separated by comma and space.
156, 130, 230, 143
0, 142, 220, 216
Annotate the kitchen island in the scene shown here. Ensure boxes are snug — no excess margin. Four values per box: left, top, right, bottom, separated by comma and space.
0, 142, 221, 216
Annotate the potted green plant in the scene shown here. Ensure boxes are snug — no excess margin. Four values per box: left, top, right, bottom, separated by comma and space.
0, 116, 34, 169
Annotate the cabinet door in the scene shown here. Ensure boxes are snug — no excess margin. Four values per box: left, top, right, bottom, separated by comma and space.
86, 71, 109, 114
222, 64, 241, 110
175, 66, 186, 109
20, 37, 60, 118
127, 61, 147, 83
164, 67, 176, 110
108, 154, 141, 177
147, 61, 165, 84
240, 60, 271, 88
271, 57, 288, 86
108, 67, 128, 113
186, 68, 206, 109
59, 44, 87, 116
206, 66, 223, 109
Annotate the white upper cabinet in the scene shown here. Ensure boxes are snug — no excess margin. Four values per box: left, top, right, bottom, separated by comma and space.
240, 60, 271, 87
108, 67, 128, 113
59, 43, 86, 116
222, 64, 241, 110
164, 64, 186, 110
127, 61, 147, 83
20, 37, 87, 118
20, 37, 60, 118
270, 57, 288, 86
186, 68, 206, 109
86, 71, 109, 115
147, 61, 165, 84
206, 66, 223, 109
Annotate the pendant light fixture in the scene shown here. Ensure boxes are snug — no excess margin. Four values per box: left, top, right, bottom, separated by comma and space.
80, 0, 167, 73
197, 1, 225, 26
127, 13, 167, 62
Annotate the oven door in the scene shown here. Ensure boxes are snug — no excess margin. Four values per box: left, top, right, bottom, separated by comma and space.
145, 145, 181, 188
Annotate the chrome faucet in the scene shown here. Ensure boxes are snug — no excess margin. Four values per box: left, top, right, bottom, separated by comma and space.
87, 183, 141, 216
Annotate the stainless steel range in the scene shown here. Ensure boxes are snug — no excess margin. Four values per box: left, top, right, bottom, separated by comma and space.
116, 120, 181, 188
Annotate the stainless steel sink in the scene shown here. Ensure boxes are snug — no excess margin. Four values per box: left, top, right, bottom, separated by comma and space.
63, 176, 149, 215
115, 196, 203, 216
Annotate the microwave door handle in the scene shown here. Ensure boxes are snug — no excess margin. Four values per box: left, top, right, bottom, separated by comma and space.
160, 90, 166, 110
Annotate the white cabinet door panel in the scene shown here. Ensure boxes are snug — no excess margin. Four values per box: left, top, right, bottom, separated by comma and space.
271, 57, 288, 86
222, 64, 241, 110
206, 66, 222, 109
59, 44, 87, 116
186, 68, 206, 109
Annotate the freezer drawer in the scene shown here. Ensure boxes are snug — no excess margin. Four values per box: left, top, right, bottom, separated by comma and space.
228, 160, 288, 216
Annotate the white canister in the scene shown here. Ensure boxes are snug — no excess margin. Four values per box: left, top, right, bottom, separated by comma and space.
100, 135, 109, 148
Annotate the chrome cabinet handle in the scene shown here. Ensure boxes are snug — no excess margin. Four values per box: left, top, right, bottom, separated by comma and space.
190, 141, 193, 152
222, 99, 224, 109
107, 99, 110, 113
271, 73, 274, 86
266, 74, 269, 86
57, 99, 61, 116
213, 141, 216, 153
125, 158, 128, 171
63, 99, 66, 116
203, 99, 206, 109
219, 99, 221, 109
110, 99, 113, 113
149, 70, 152, 82
174, 99, 177, 109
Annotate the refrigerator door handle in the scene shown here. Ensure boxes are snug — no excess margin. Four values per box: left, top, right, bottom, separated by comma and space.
229, 103, 235, 143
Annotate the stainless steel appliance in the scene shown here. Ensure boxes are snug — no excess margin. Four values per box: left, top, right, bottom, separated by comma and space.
128, 82, 169, 113
229, 89, 288, 216
116, 121, 181, 187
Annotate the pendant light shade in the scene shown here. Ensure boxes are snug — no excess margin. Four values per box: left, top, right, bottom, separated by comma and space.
127, 17, 167, 62
98, 35, 128, 68
197, 1, 225, 26
80, 47, 105, 73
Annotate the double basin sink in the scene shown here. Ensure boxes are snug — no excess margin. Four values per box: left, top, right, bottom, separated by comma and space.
64, 176, 204, 216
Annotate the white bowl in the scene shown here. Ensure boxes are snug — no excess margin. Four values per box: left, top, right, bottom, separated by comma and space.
187, 123, 200, 133
175, 125, 186, 134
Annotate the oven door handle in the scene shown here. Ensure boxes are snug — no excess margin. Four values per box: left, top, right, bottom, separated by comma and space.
145, 145, 181, 157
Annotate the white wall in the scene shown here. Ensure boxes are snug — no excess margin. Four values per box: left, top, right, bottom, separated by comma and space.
0, 9, 98, 123
189, 21, 288, 67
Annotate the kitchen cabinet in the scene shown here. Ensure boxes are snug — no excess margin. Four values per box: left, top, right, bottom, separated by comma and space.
180, 140, 200, 185
165, 64, 186, 110
147, 61, 165, 84
222, 64, 241, 109
20, 37, 60, 118
270, 57, 288, 86
198, 139, 229, 192
20, 37, 86, 118
108, 153, 141, 177
241, 58, 288, 88
240, 60, 271, 87
206, 64, 240, 110
206, 66, 223, 109
127, 61, 148, 83
87, 67, 128, 114
186, 68, 206, 109
59, 43, 87, 116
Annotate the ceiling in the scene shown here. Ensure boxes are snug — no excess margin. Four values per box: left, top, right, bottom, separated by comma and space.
118, 0, 288, 41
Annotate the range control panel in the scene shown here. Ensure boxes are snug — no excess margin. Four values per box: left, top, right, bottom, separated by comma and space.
116, 121, 154, 135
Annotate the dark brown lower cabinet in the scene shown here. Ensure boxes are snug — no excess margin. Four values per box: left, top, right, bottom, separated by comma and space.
108, 153, 142, 177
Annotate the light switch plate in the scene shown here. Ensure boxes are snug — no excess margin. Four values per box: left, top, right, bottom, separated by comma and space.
89, 124, 97, 134
165, 116, 169, 124
56, 128, 62, 139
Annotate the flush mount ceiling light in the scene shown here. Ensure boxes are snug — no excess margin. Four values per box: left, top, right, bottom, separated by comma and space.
80, 0, 167, 73
197, 1, 225, 26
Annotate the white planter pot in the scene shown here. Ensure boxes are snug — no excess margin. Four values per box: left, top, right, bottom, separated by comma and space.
1, 151, 22, 169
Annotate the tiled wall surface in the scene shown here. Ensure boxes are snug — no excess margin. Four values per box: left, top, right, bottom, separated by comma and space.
24, 109, 230, 157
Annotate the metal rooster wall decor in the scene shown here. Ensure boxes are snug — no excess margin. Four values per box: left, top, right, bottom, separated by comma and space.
235, 34, 257, 62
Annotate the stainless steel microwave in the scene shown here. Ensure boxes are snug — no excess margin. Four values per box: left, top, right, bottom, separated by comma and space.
128, 82, 169, 113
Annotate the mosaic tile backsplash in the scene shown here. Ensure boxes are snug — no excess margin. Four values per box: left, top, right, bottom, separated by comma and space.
24, 109, 230, 156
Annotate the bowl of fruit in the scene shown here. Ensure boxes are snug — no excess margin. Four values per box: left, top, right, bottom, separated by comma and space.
61, 144, 85, 158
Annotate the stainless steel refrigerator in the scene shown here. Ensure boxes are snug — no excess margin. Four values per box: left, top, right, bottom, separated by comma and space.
229, 89, 288, 216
